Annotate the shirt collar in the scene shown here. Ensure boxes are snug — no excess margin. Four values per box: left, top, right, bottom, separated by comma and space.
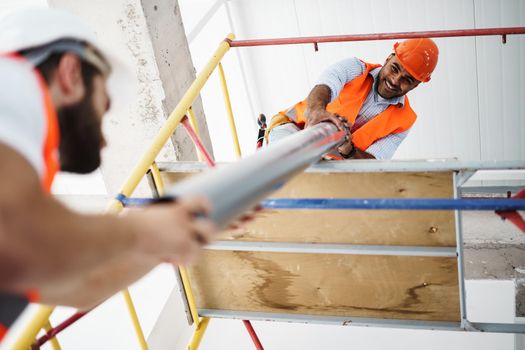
370, 67, 405, 107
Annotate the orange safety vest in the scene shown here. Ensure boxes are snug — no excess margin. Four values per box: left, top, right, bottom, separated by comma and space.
0, 53, 60, 341
2, 53, 60, 191
266, 61, 417, 152
37, 66, 61, 192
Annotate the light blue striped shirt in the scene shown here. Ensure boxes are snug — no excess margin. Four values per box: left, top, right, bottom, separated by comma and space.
315, 57, 410, 159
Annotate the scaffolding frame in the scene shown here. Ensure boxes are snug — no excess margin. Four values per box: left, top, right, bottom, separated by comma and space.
156, 161, 525, 335
10, 26, 525, 350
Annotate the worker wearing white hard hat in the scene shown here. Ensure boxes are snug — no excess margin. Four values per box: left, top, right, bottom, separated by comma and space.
0, 7, 216, 341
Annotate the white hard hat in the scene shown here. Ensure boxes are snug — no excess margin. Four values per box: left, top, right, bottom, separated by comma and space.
0, 7, 101, 56
0, 7, 134, 110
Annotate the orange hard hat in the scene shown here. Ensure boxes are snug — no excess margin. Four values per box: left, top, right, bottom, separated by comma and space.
393, 38, 439, 82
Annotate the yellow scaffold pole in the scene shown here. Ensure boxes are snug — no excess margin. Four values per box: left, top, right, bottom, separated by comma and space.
11, 306, 54, 350
148, 162, 211, 349
149, 162, 211, 349
188, 317, 210, 350
43, 320, 62, 350
149, 162, 164, 193
122, 289, 148, 350
217, 61, 242, 159
108, 33, 235, 208
180, 264, 210, 349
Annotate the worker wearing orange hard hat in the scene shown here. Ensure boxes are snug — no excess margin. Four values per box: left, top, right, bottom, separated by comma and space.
266, 38, 439, 160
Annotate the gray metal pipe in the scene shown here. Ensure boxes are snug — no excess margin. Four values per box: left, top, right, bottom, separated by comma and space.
166, 122, 345, 228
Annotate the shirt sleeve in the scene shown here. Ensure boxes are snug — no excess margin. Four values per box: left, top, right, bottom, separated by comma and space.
365, 129, 410, 160
315, 57, 365, 103
0, 58, 46, 176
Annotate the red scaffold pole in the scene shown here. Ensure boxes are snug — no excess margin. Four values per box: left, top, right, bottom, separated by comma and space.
496, 188, 525, 234
243, 320, 264, 350
181, 116, 216, 168
33, 312, 87, 349
181, 117, 265, 349
227, 27, 525, 47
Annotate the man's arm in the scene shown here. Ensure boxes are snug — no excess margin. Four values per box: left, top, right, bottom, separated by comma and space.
337, 130, 410, 160
38, 250, 161, 309
304, 58, 366, 145
353, 149, 375, 159
304, 85, 345, 129
0, 143, 215, 308
337, 140, 375, 159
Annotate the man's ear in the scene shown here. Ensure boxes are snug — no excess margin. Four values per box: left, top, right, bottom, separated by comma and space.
55, 53, 85, 105
384, 53, 394, 65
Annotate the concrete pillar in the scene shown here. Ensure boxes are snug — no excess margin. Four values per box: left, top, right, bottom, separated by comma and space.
48, 0, 212, 195
140, 0, 214, 160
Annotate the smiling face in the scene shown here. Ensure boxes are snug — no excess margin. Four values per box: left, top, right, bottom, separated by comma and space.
377, 54, 421, 99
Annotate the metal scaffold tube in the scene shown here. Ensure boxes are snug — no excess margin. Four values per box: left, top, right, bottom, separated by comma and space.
166, 122, 345, 228
227, 27, 525, 47
261, 198, 525, 211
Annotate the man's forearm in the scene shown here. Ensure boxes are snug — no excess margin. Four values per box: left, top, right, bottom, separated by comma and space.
304, 85, 346, 129
0, 144, 216, 310
0, 146, 142, 293
38, 252, 158, 309
0, 195, 141, 293
306, 84, 331, 113
353, 149, 375, 159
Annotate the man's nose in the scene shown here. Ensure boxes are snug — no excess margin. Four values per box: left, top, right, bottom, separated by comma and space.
391, 73, 401, 87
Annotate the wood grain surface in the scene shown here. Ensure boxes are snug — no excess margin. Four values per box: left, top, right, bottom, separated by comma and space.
188, 251, 460, 321
162, 171, 457, 246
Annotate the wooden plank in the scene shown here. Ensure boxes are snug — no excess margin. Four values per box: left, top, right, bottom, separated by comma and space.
161, 171, 454, 198
161, 171, 456, 246
266, 172, 454, 199
188, 251, 460, 322
220, 209, 455, 246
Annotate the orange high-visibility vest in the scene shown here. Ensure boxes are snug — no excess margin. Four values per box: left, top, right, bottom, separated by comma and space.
3, 53, 60, 191
0, 54, 60, 341
267, 61, 417, 151
36, 65, 60, 192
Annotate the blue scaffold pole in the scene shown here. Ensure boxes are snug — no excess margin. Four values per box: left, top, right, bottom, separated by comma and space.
261, 198, 525, 211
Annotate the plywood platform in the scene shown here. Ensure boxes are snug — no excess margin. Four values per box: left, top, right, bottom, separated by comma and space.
187, 251, 460, 321
159, 162, 460, 323
162, 169, 456, 246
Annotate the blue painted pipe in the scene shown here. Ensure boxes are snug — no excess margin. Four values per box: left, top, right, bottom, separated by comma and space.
261, 198, 525, 211
117, 194, 525, 211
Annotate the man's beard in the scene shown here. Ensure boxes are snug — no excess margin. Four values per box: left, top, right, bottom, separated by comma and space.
57, 89, 104, 174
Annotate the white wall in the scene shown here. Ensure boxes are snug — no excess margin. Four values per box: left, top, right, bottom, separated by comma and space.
181, 0, 525, 162
178, 0, 259, 161
474, 0, 525, 161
